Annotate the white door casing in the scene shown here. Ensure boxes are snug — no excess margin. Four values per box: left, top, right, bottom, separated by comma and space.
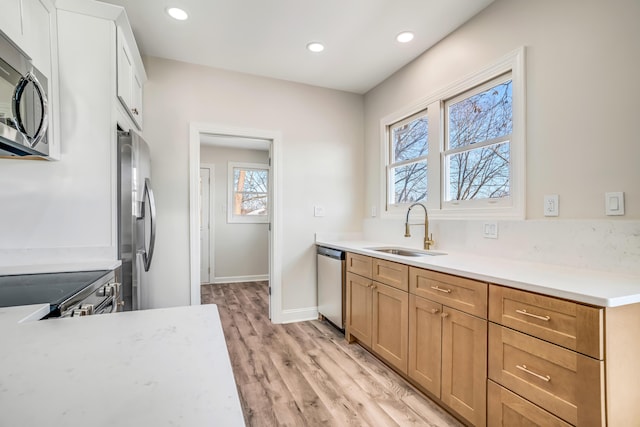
189, 122, 282, 323
199, 166, 212, 284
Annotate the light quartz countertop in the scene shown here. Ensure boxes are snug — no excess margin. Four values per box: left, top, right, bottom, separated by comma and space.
0, 304, 245, 427
0, 259, 122, 276
316, 239, 640, 307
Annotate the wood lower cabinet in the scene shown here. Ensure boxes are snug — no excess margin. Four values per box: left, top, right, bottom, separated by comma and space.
346, 272, 373, 346
408, 295, 442, 396
346, 270, 408, 373
346, 252, 372, 278
441, 306, 487, 427
488, 323, 604, 426
487, 380, 571, 427
408, 295, 487, 427
343, 251, 640, 427
372, 282, 408, 372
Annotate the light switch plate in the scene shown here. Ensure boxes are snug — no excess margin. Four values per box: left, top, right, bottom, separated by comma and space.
483, 221, 498, 239
314, 205, 325, 217
605, 192, 624, 216
544, 194, 559, 217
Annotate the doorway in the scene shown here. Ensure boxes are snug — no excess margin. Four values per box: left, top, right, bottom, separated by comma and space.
189, 123, 283, 323
200, 143, 270, 286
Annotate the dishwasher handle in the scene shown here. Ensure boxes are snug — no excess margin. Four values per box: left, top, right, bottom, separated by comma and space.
317, 246, 345, 260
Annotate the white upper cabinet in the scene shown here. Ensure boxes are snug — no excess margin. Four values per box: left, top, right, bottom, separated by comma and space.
22, 0, 52, 74
0, 0, 60, 159
117, 27, 143, 129
0, 0, 24, 47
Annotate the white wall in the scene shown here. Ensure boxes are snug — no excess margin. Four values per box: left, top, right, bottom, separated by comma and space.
142, 56, 364, 311
200, 145, 269, 281
362, 0, 640, 275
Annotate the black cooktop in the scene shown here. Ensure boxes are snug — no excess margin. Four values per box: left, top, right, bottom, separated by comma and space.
0, 270, 109, 308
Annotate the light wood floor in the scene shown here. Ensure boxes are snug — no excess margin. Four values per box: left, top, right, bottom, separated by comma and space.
201, 281, 462, 427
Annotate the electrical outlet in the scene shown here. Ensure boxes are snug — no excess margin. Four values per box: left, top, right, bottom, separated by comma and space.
483, 221, 498, 239
371, 206, 377, 217
544, 194, 559, 217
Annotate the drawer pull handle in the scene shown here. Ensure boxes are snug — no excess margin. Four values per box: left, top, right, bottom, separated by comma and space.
516, 364, 551, 382
430, 308, 439, 314
431, 286, 452, 294
516, 309, 551, 322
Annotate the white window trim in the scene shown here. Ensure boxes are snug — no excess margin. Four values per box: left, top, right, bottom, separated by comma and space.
227, 161, 270, 224
379, 46, 526, 220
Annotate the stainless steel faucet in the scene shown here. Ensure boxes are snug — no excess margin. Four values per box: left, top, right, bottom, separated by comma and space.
404, 202, 435, 250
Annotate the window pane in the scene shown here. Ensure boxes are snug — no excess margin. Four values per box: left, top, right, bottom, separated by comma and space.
237, 192, 268, 215
234, 168, 268, 193
391, 161, 427, 204
233, 168, 268, 216
447, 142, 510, 200
392, 115, 428, 162
448, 80, 512, 150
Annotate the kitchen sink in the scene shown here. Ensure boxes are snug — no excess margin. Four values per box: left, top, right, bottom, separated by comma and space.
367, 247, 447, 257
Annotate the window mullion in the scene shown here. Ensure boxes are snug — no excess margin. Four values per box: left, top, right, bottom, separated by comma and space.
389, 155, 428, 169
444, 134, 511, 156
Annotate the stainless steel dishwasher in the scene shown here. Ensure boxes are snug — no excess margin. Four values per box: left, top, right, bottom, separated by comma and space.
317, 246, 346, 331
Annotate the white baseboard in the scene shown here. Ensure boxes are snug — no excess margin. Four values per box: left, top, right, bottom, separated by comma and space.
209, 274, 269, 284
278, 306, 319, 324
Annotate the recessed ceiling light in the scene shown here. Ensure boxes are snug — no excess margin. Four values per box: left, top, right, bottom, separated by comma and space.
306, 42, 325, 53
396, 31, 414, 43
167, 7, 188, 21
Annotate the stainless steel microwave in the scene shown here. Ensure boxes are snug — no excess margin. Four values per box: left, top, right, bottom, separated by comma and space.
0, 32, 49, 158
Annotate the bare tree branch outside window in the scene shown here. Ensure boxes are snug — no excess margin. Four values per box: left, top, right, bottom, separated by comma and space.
446, 78, 512, 201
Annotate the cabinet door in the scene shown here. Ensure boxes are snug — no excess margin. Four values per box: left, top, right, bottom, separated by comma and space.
131, 70, 143, 127
22, 0, 52, 74
372, 282, 408, 373
441, 307, 487, 427
408, 295, 442, 397
346, 272, 372, 346
0, 0, 24, 46
117, 28, 134, 113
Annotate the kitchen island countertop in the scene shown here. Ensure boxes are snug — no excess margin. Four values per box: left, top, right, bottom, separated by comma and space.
0, 304, 245, 426
316, 239, 640, 307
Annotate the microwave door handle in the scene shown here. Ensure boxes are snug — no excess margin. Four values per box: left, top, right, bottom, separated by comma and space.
142, 178, 156, 272
11, 71, 48, 148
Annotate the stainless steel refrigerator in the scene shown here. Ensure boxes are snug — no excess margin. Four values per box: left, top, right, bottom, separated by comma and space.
117, 130, 156, 311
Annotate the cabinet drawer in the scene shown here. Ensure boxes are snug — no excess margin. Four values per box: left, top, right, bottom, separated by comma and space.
489, 285, 603, 359
373, 259, 408, 291
346, 253, 372, 278
488, 324, 604, 426
487, 380, 571, 427
409, 267, 487, 318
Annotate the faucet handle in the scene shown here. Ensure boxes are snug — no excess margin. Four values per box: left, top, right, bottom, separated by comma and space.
424, 234, 435, 250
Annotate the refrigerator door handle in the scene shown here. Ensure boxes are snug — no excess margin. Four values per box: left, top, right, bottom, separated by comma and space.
141, 178, 157, 272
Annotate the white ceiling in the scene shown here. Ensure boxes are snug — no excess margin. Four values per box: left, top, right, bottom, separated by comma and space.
100, 0, 494, 94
